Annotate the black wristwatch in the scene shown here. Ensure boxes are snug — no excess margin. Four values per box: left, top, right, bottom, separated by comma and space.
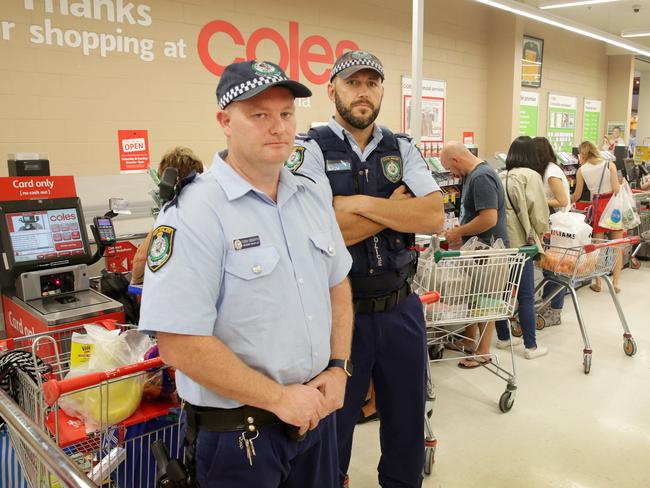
328, 359, 353, 377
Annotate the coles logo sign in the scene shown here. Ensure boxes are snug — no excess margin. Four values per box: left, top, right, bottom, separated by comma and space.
50, 213, 77, 222
197, 20, 359, 85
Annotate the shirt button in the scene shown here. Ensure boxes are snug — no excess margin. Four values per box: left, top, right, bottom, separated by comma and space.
314, 352, 319, 357
358, 170, 364, 176
252, 265, 262, 274
307, 315, 313, 321
298, 278, 304, 284
328, 245, 335, 255
369, 268, 375, 274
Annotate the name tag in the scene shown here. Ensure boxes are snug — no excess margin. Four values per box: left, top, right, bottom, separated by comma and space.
233, 236, 260, 250
326, 160, 352, 172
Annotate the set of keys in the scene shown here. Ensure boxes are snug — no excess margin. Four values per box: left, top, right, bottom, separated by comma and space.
238, 416, 259, 466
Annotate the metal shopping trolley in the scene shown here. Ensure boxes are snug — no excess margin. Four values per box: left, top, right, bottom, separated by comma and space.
534, 236, 640, 374
413, 239, 537, 474
1, 323, 183, 488
629, 191, 650, 269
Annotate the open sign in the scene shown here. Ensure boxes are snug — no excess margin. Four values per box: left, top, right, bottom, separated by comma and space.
118, 130, 149, 173
122, 138, 146, 153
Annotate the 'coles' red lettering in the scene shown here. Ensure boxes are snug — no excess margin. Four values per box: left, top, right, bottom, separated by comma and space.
197, 20, 359, 84
50, 214, 76, 222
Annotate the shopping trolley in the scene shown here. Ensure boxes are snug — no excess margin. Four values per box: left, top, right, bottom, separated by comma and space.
629, 191, 650, 269
534, 236, 640, 374
413, 239, 537, 473
2, 323, 183, 488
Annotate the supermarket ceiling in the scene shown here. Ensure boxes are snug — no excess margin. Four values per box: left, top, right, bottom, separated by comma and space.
479, 0, 650, 52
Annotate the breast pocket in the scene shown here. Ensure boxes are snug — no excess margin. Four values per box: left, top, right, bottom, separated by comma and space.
225, 246, 280, 281
223, 246, 281, 322
308, 230, 336, 284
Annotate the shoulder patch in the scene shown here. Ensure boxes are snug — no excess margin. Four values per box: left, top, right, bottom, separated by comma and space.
380, 156, 403, 183
285, 146, 305, 173
147, 225, 175, 272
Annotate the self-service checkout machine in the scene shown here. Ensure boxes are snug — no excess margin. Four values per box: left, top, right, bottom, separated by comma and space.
0, 174, 124, 338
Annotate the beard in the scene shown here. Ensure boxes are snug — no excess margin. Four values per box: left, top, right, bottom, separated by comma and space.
334, 91, 381, 130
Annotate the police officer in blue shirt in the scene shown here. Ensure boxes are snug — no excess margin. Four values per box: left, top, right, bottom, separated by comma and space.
287, 51, 444, 488
138, 60, 354, 488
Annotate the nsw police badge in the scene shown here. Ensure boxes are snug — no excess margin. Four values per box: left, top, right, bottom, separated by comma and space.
380, 156, 402, 183
285, 146, 305, 173
252, 61, 280, 76
147, 225, 175, 272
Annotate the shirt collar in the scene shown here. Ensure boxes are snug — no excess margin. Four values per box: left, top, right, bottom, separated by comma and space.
209, 150, 304, 203
327, 117, 383, 145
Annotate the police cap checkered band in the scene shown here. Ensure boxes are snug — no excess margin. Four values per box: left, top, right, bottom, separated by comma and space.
330, 50, 385, 81
216, 60, 312, 109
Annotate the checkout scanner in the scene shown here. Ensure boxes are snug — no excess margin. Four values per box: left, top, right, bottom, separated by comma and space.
0, 174, 124, 337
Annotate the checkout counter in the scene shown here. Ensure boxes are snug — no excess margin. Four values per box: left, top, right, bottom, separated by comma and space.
0, 175, 125, 337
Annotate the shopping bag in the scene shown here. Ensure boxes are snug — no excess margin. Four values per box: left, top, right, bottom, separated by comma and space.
621, 181, 641, 230
599, 190, 638, 230
58, 325, 154, 432
0, 426, 28, 488
549, 212, 592, 248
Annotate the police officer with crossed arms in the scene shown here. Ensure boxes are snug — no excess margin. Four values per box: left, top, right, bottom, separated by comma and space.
289, 51, 444, 487
139, 60, 354, 487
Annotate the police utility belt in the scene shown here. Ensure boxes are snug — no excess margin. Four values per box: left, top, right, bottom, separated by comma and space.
353, 282, 411, 314
184, 402, 305, 442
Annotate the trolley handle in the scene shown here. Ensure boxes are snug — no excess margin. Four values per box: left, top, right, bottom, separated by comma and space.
583, 236, 641, 253
419, 291, 440, 304
433, 245, 538, 263
43, 357, 164, 406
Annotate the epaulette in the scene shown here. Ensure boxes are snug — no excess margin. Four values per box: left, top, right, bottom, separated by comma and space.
295, 133, 312, 142
394, 132, 413, 142
162, 170, 199, 212
293, 173, 316, 184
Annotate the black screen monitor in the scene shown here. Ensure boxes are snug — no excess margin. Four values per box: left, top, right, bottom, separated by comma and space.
0, 197, 91, 288
572, 147, 579, 158
614, 145, 627, 162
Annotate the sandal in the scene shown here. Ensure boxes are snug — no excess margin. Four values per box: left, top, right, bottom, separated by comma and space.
457, 357, 492, 369
589, 282, 601, 293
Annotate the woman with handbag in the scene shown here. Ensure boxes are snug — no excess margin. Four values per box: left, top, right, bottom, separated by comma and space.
533, 137, 571, 326
496, 136, 550, 359
571, 141, 622, 293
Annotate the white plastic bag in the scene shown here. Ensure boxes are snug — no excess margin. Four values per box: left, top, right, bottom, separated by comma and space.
620, 181, 640, 230
58, 325, 154, 433
599, 190, 638, 231
549, 212, 592, 248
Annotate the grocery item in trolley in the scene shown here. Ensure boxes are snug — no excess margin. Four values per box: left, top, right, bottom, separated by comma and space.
58, 324, 154, 432
548, 211, 592, 248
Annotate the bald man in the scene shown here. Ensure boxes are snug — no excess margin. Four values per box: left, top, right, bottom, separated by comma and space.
439, 142, 508, 368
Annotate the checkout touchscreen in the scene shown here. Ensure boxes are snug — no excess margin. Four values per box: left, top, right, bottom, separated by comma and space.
5, 208, 86, 264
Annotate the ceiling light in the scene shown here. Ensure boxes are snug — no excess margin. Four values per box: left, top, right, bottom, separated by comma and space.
622, 29, 650, 38
539, 0, 620, 9
475, 0, 650, 58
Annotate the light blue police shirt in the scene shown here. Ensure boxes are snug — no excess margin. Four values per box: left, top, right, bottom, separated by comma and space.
138, 152, 352, 408
293, 117, 441, 197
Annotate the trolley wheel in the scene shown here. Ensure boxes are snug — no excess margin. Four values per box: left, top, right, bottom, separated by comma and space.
511, 321, 523, 338
623, 337, 637, 356
428, 345, 444, 361
535, 314, 546, 331
498, 390, 515, 413
583, 354, 592, 374
424, 442, 436, 475
630, 257, 642, 270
